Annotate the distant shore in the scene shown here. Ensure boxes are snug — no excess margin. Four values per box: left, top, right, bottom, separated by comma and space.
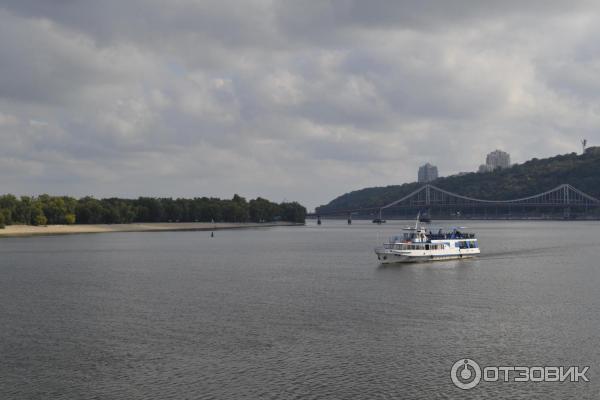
0, 222, 303, 238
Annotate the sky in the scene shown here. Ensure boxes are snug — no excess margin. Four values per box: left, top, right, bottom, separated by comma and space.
1, 1, 600, 210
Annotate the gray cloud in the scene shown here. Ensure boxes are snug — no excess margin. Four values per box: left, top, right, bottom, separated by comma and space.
1, 1, 600, 209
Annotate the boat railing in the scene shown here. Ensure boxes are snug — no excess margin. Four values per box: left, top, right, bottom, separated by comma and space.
428, 232, 476, 240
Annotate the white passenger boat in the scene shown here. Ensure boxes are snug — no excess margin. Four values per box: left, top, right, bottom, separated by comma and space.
374, 216, 480, 264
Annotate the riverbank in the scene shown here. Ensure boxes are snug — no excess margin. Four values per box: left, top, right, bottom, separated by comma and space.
0, 222, 303, 238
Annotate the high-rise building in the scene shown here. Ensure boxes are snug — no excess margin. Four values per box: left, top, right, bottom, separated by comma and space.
479, 150, 511, 172
418, 163, 438, 183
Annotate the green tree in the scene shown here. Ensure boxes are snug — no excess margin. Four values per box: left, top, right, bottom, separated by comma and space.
15, 196, 34, 224
135, 197, 163, 222
33, 213, 48, 226
249, 197, 279, 222
0, 194, 18, 224
64, 213, 76, 225
279, 202, 306, 223
0, 208, 10, 227
76, 197, 105, 224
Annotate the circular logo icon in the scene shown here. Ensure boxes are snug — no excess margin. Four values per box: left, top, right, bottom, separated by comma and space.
451, 359, 481, 389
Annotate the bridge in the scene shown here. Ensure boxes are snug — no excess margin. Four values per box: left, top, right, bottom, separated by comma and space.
311, 184, 600, 221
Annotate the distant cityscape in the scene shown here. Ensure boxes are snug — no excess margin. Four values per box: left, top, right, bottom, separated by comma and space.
316, 144, 600, 218
417, 149, 511, 183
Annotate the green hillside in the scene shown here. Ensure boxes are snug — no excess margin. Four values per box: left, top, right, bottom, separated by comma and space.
316, 148, 600, 214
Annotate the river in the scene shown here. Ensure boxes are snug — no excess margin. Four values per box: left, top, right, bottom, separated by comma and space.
1, 220, 598, 399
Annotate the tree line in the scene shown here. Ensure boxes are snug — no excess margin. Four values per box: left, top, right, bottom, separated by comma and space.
0, 194, 306, 228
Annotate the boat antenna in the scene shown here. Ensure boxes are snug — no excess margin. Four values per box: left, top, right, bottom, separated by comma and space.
415, 211, 420, 230
376, 208, 382, 243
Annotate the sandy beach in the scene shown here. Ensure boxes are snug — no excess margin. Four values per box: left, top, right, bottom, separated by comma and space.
0, 222, 303, 238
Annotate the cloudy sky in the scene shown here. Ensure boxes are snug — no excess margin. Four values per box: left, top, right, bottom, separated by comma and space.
1, 1, 600, 210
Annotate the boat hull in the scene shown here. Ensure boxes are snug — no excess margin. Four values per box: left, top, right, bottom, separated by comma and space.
374, 248, 480, 264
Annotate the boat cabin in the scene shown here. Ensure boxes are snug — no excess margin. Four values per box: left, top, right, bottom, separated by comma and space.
389, 227, 477, 245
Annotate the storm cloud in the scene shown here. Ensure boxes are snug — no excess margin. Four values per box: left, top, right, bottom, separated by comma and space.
1, 1, 599, 209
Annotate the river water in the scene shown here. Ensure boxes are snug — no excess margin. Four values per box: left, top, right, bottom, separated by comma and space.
1, 220, 599, 399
